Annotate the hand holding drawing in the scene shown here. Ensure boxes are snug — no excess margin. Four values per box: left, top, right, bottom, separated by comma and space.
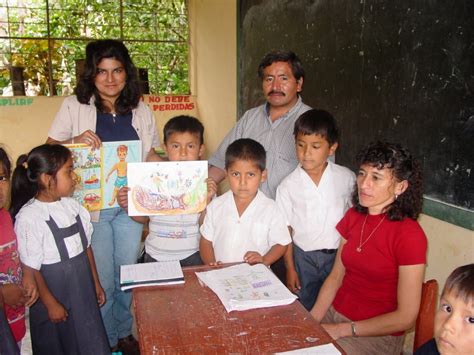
244, 251, 264, 265
74, 130, 101, 149
117, 187, 130, 210
206, 177, 217, 204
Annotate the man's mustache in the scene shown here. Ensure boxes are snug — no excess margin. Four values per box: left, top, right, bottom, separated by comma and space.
268, 90, 285, 96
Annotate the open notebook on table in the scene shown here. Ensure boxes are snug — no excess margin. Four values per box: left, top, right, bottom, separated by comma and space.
120, 260, 184, 290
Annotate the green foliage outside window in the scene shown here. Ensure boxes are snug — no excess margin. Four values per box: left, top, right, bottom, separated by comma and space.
0, 0, 189, 96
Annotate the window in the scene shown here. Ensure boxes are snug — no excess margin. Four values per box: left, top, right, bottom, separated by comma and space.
0, 0, 189, 96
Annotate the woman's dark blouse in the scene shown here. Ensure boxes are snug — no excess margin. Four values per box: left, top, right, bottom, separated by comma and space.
96, 112, 139, 142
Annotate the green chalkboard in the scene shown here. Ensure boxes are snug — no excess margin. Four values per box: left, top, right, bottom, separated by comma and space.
239, 0, 473, 229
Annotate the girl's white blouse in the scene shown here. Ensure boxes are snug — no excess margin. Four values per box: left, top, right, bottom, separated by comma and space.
15, 197, 92, 270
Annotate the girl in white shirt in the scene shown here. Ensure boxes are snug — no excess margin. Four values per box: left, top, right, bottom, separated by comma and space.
11, 144, 109, 354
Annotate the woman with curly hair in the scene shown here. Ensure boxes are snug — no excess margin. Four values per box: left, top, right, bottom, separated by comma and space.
310, 141, 427, 354
46, 39, 160, 354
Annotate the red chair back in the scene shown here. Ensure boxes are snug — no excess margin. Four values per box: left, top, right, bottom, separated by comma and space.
413, 279, 439, 352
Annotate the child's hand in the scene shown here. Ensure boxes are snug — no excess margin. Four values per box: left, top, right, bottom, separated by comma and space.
95, 282, 106, 307
0, 284, 28, 307
244, 251, 263, 265
209, 261, 222, 267
117, 187, 130, 210
47, 301, 68, 323
206, 178, 218, 204
22, 270, 39, 307
285, 268, 301, 293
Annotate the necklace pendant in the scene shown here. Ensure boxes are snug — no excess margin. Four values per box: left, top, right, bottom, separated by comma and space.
356, 247, 362, 252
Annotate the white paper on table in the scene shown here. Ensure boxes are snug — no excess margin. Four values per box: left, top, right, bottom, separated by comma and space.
276, 343, 341, 354
120, 260, 184, 290
195, 263, 297, 312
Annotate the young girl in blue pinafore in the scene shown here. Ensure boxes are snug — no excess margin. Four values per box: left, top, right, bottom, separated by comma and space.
10, 144, 109, 355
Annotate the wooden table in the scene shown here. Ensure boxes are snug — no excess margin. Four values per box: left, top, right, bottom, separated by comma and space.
133, 264, 340, 354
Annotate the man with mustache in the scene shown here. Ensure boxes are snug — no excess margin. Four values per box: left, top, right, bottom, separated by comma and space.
209, 50, 311, 199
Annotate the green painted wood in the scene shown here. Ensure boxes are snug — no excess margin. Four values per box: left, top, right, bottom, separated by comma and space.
423, 197, 474, 231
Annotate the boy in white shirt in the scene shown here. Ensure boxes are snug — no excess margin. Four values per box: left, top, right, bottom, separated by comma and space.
119, 115, 217, 266
200, 138, 291, 265
276, 109, 355, 310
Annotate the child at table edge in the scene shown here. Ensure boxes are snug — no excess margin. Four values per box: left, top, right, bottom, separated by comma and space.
199, 138, 291, 266
118, 115, 217, 266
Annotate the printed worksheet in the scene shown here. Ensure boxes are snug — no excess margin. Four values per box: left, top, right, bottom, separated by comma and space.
196, 263, 297, 312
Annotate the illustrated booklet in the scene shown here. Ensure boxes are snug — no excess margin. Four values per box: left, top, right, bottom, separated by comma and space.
127, 160, 208, 216
195, 263, 298, 313
65, 140, 141, 211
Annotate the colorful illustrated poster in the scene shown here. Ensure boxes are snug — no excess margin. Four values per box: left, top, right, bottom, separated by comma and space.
102, 141, 141, 209
65, 140, 141, 211
67, 144, 102, 211
127, 160, 208, 216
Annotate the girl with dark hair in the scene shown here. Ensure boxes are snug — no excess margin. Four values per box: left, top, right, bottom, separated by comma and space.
311, 141, 428, 354
0, 147, 37, 352
11, 144, 109, 354
45, 39, 160, 353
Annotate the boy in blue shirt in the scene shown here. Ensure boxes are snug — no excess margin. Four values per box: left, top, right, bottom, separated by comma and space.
276, 109, 355, 310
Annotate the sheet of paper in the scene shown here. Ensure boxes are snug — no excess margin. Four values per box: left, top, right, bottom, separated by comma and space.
195, 263, 297, 312
127, 160, 208, 216
276, 343, 341, 354
120, 260, 184, 290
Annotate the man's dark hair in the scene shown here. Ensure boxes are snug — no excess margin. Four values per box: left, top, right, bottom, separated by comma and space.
257, 50, 305, 81
225, 138, 266, 171
163, 115, 204, 145
293, 109, 339, 146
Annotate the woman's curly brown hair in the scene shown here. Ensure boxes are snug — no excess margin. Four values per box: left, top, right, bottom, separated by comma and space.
352, 141, 423, 221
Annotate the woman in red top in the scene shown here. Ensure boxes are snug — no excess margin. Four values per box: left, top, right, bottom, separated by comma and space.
311, 141, 427, 354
